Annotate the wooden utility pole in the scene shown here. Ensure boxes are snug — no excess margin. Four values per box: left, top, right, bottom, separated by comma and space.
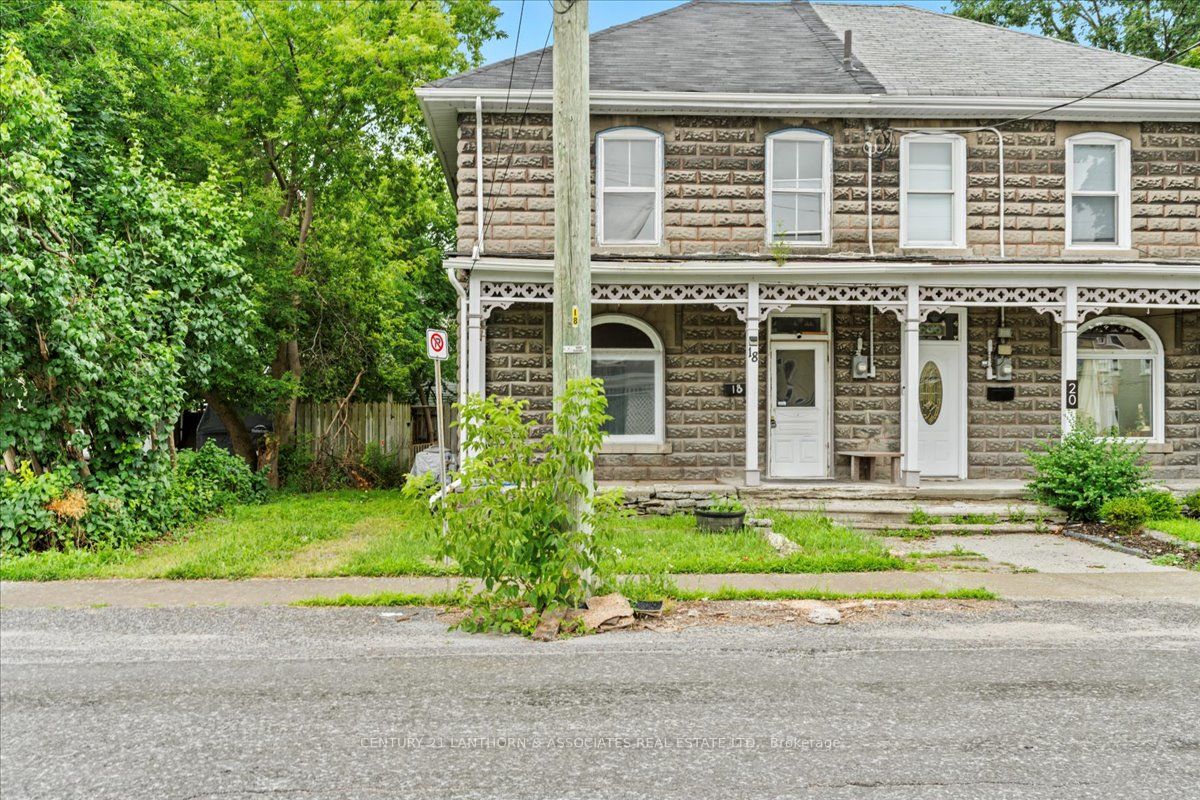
551, 0, 593, 532
552, 0, 591, 400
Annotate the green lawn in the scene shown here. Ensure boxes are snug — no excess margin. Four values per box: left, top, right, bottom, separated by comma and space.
1, 491, 902, 581
600, 511, 901, 574
1147, 518, 1200, 544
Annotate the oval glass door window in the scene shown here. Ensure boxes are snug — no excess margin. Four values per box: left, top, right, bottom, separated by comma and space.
919, 361, 943, 425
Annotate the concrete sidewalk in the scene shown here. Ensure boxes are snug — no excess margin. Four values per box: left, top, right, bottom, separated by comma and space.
2, 570, 1198, 608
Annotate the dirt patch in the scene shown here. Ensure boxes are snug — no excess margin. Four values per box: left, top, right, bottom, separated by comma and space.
613, 598, 1002, 632
1062, 523, 1200, 570
429, 598, 1002, 636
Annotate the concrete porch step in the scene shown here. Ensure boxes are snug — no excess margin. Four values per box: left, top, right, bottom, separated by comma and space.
741, 497, 1063, 526
742, 481, 1031, 502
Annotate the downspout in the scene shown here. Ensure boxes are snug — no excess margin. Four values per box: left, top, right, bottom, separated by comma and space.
865, 137, 875, 257
894, 125, 1006, 258
445, 257, 470, 461
475, 95, 485, 255
983, 127, 1006, 259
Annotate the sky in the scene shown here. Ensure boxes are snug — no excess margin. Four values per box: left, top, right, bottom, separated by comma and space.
478, 0, 956, 66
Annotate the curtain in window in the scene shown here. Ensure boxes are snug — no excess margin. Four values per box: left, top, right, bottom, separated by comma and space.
1077, 357, 1154, 438
592, 358, 656, 436
1070, 144, 1118, 244
601, 137, 657, 243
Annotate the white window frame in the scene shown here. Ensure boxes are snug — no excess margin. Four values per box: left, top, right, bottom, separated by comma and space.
1065, 132, 1131, 251
1076, 315, 1164, 444
591, 313, 665, 445
899, 133, 967, 249
764, 129, 832, 247
595, 127, 664, 246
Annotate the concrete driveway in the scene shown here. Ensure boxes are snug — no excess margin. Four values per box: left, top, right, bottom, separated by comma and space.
2, 601, 1198, 799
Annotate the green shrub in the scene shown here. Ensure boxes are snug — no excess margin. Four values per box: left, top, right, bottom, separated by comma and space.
438, 378, 610, 633
1137, 489, 1181, 521
1026, 421, 1148, 522
1183, 490, 1200, 518
360, 442, 407, 489
1100, 496, 1152, 536
703, 494, 745, 514
175, 441, 265, 517
0, 444, 263, 557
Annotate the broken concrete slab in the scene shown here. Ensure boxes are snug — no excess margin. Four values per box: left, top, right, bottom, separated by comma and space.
582, 593, 634, 631
531, 612, 562, 642
779, 599, 841, 625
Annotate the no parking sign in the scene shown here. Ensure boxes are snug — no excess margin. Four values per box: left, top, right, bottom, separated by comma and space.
426, 328, 448, 361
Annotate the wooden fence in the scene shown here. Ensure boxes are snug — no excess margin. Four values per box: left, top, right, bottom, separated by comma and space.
295, 398, 414, 469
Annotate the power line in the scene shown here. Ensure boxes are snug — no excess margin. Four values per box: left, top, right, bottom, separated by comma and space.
482, 4, 555, 242
478, 0, 525, 239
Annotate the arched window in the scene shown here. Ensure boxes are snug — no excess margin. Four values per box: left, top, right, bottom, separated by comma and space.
595, 127, 663, 245
591, 314, 665, 444
1077, 315, 1164, 442
765, 129, 832, 246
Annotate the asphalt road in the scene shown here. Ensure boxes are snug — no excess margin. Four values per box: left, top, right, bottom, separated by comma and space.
2, 602, 1198, 799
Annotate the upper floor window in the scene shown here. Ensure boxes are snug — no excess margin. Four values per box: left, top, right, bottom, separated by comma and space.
595, 127, 662, 245
766, 129, 831, 245
900, 133, 966, 248
1066, 133, 1130, 249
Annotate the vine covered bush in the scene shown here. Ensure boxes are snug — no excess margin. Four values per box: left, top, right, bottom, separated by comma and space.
1026, 421, 1149, 522
1, 44, 259, 553
1, 443, 263, 556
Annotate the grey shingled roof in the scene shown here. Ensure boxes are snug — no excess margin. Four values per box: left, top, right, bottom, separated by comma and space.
810, 3, 1200, 100
429, 1, 883, 94
429, 0, 1200, 101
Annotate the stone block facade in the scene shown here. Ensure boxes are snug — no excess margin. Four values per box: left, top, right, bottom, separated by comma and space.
456, 114, 1200, 260
484, 303, 1200, 482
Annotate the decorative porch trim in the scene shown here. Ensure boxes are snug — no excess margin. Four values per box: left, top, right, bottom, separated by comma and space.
760, 283, 907, 305
919, 286, 1066, 306
1076, 287, 1200, 308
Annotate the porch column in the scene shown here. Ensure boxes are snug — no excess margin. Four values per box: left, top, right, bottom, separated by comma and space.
466, 275, 485, 397
744, 281, 761, 487
900, 283, 921, 487
1060, 283, 1078, 435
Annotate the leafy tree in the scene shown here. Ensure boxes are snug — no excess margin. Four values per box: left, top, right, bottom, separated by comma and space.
162, 0, 499, 483
1, 43, 254, 485
953, 1, 1200, 66
3, 1, 501, 482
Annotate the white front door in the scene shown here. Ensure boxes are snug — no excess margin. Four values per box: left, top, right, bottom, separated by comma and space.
916, 309, 966, 478
769, 342, 828, 478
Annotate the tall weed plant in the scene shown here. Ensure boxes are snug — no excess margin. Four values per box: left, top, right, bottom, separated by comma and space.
439, 379, 609, 632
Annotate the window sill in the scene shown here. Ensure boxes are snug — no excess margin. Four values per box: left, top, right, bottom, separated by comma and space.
1060, 246, 1137, 260
600, 442, 672, 455
898, 246, 972, 257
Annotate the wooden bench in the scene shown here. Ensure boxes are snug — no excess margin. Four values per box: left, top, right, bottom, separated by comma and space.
838, 450, 902, 484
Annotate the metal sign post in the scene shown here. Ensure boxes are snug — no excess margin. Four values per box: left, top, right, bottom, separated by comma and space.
426, 329, 449, 491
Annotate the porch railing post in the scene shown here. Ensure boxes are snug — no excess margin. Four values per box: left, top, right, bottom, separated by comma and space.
744, 281, 761, 487
901, 283, 921, 487
1061, 283, 1078, 436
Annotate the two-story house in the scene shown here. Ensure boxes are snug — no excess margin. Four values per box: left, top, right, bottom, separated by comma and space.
418, 0, 1200, 488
